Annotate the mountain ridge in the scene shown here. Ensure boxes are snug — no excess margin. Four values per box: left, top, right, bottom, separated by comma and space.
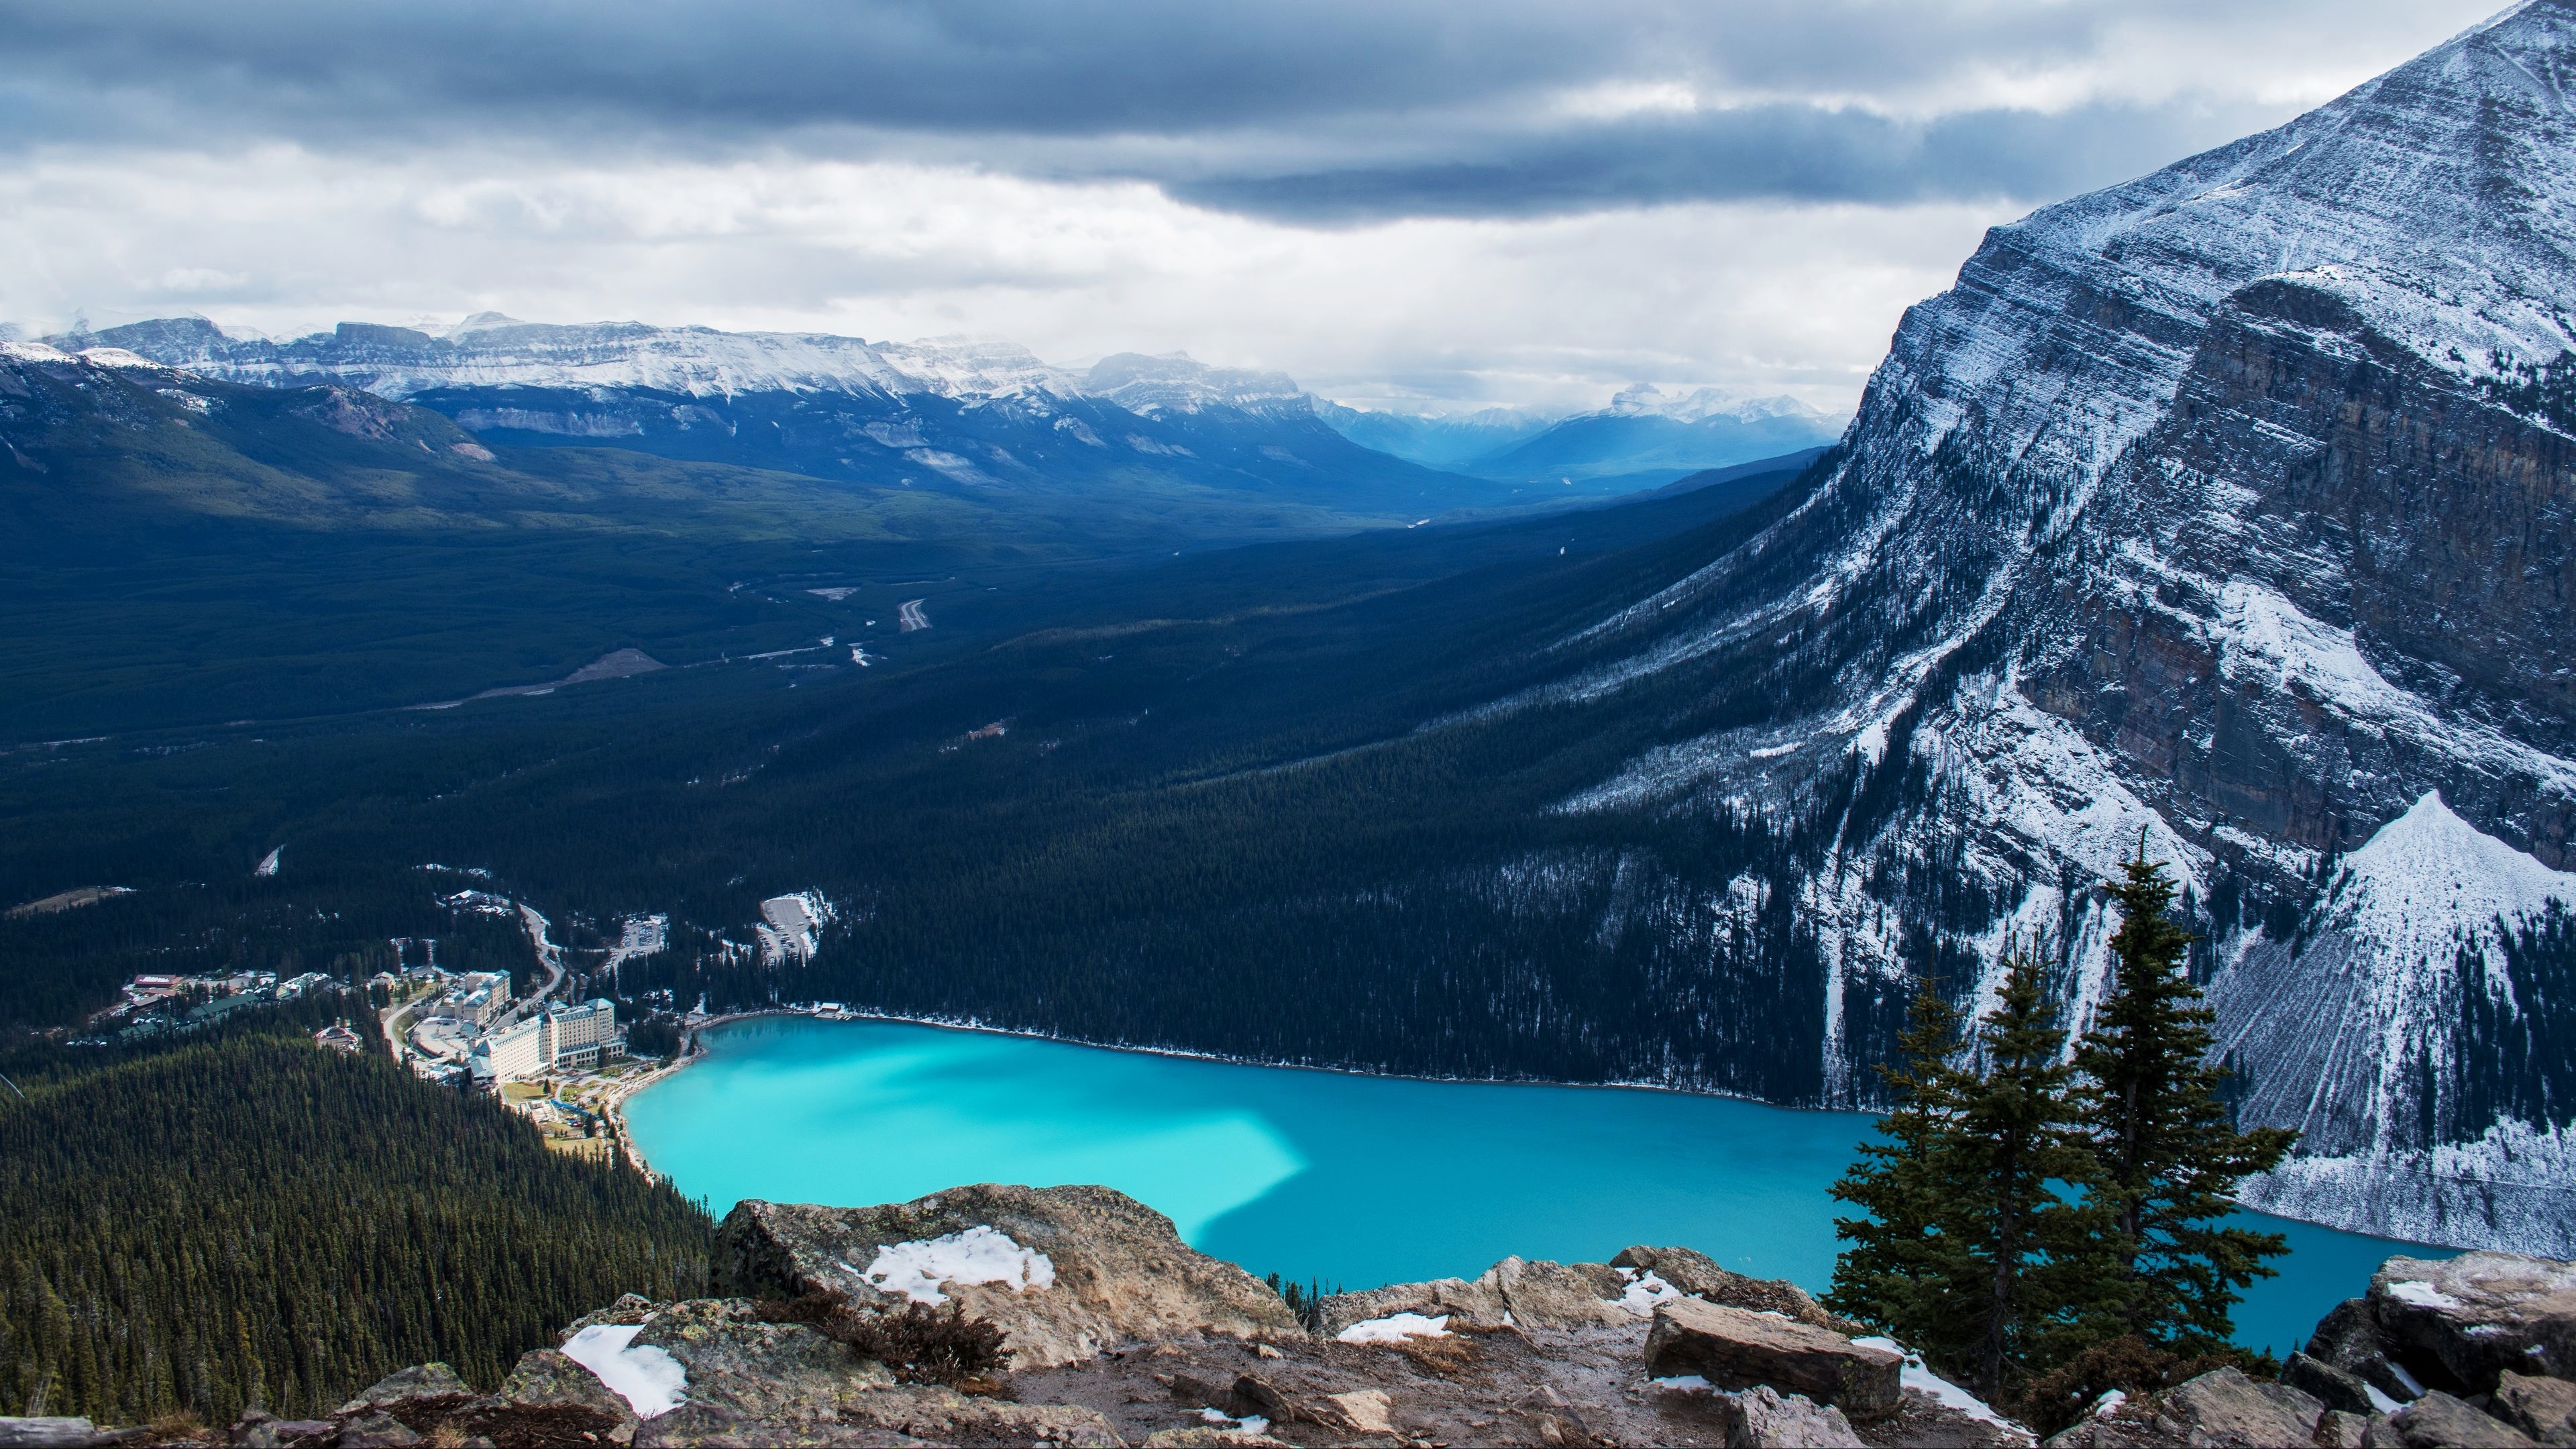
1419, 0, 2576, 1248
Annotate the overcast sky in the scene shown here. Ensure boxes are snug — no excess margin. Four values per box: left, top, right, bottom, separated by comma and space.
0, 1, 2505, 413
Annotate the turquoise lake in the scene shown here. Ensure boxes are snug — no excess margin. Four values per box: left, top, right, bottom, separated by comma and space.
622, 1016, 2449, 1358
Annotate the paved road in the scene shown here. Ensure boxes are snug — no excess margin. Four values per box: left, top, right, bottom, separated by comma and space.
897, 598, 930, 632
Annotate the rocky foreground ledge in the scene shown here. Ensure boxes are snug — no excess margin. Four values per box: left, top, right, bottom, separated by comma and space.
7, 1184, 2574, 1448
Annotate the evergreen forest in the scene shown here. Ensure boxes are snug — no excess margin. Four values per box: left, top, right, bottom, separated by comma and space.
0, 1009, 713, 1426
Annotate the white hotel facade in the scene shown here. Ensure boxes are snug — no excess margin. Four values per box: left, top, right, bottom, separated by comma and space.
484, 998, 623, 1081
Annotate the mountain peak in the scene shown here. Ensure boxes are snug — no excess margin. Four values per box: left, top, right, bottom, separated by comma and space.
1083, 352, 1305, 414
1603, 382, 1825, 425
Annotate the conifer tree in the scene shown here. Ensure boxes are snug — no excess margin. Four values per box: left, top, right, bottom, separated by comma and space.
2077, 847, 2297, 1352
1826, 983, 1979, 1366
1947, 951, 2118, 1401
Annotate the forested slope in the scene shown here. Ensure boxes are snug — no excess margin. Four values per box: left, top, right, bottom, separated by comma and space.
0, 1018, 712, 1426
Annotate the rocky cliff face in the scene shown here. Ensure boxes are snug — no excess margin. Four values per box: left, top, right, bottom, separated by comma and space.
1457, 1, 2576, 1250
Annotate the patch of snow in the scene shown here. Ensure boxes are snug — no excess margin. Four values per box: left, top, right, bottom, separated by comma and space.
254, 846, 282, 877
561, 1324, 688, 1418
807, 587, 857, 600
2213, 580, 2576, 794
2365, 1383, 2404, 1415
2213, 794, 2576, 1214
77, 347, 159, 369
861, 1225, 1056, 1305
2090, 1389, 2128, 1419
1857, 1338, 2033, 1439
1619, 1271, 1683, 1316
0, 340, 73, 363
1651, 1375, 1715, 1393
2385, 1280, 2467, 1310
1336, 1312, 1451, 1344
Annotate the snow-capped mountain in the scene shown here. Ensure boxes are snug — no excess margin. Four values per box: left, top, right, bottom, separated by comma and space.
1313, 402, 1561, 472
1436, 0, 2576, 1249
1466, 382, 1843, 485
80, 314, 1077, 401
1600, 382, 1825, 427
72, 316, 1502, 521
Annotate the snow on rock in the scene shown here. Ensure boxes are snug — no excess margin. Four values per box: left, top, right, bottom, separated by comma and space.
2212, 582, 2576, 794
1855, 1336, 2034, 1441
2310, 792, 2576, 971
2234, 1117, 2576, 1257
860, 1225, 1057, 1306
561, 1323, 688, 1418
254, 846, 282, 878
2384, 1280, 2467, 1311
2212, 794, 2576, 1249
1336, 1312, 1452, 1344
1618, 1271, 1684, 1317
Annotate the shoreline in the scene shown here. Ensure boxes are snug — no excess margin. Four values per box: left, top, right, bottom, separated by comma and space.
654, 1004, 1836, 1110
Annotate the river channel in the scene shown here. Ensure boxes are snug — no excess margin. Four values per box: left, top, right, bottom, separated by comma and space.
622, 1016, 2449, 1357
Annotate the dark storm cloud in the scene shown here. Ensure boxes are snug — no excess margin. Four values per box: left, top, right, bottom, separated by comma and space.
0, 0, 2391, 221
1165, 102, 2277, 222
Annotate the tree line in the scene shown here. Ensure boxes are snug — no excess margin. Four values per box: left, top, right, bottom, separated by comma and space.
1826, 851, 2296, 1433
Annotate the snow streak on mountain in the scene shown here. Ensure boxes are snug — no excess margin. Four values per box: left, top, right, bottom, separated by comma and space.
1459, 0, 2576, 1250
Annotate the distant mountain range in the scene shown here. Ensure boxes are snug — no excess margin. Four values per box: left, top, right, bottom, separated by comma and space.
54, 317, 1516, 525
1319, 384, 1845, 488
62, 313, 1845, 512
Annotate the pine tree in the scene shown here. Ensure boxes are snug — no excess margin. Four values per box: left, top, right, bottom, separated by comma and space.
1826, 983, 1980, 1366
1947, 951, 2118, 1401
2077, 847, 2297, 1352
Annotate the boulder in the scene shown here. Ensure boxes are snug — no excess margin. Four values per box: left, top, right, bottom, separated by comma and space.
2149, 1368, 2326, 1446
1140, 1430, 1291, 1449
331, 1410, 423, 1447
1318, 1276, 1508, 1336
2375, 1390, 2538, 1448
336, 1364, 476, 1419
232, 1419, 338, 1449
2492, 1372, 2576, 1446
2317, 1410, 2371, 1448
492, 1346, 642, 1444
2310, 1299, 2383, 1366
1708, 1385, 1865, 1448
2041, 1367, 2325, 1448
714, 1185, 1299, 1368
1313, 1389, 1397, 1436
1613, 1246, 1860, 1333
629, 1305, 892, 1428
1473, 1256, 1635, 1330
1319, 1253, 1650, 1338
1642, 1297, 1902, 1421
2284, 1352, 2381, 1415
2371, 1254, 2576, 1394
561, 1295, 659, 1340
834, 1384, 1126, 1447
0, 1421, 135, 1449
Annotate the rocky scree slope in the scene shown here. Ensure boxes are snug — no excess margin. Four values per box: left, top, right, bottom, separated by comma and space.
1427, 0, 2576, 1253
17, 1184, 2575, 1449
